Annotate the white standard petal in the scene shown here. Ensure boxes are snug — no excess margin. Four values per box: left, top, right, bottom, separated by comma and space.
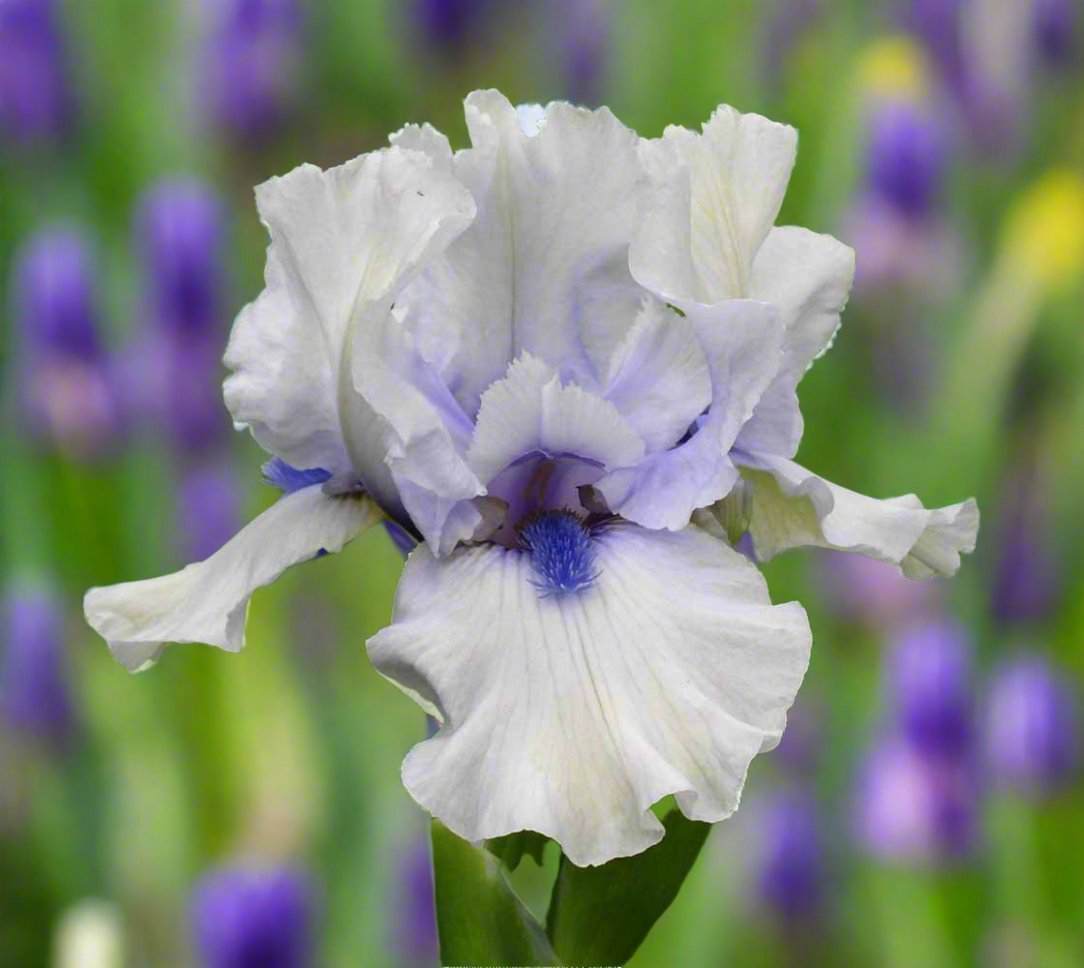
602, 299, 712, 453
84, 488, 380, 671
727, 455, 979, 579
595, 299, 784, 531
631, 106, 797, 305
467, 353, 645, 487
395, 90, 646, 416
737, 227, 856, 457
389, 122, 454, 169
348, 305, 485, 548
368, 524, 811, 867
223, 145, 475, 494
515, 102, 547, 136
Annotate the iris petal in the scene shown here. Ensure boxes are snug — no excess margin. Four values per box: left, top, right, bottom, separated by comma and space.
368, 523, 811, 867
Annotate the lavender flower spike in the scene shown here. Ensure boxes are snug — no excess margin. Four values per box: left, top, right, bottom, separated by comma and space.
1, 587, 76, 750
0, 0, 74, 145
394, 840, 439, 966
136, 177, 229, 455
754, 790, 826, 923
411, 0, 489, 63
890, 620, 974, 759
12, 225, 120, 458
865, 100, 946, 220
137, 177, 225, 340
85, 92, 977, 867
991, 475, 1060, 626
190, 864, 314, 968
985, 654, 1079, 798
177, 462, 244, 562
202, 0, 303, 142
558, 0, 611, 106
853, 736, 980, 864
1032, 0, 1077, 69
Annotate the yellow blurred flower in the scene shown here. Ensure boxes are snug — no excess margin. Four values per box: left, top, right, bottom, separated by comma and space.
1001, 170, 1084, 293
855, 36, 930, 103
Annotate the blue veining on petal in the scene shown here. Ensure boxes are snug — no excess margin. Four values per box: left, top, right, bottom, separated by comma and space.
262, 457, 333, 494
518, 510, 599, 597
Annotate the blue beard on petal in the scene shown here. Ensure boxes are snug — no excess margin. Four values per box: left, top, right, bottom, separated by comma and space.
517, 509, 599, 597
487, 451, 605, 547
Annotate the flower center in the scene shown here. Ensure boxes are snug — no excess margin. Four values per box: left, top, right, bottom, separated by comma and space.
488, 451, 604, 546
517, 510, 598, 597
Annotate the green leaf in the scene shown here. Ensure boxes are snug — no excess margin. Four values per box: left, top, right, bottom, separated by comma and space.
431, 819, 559, 967
486, 830, 551, 871
546, 810, 711, 967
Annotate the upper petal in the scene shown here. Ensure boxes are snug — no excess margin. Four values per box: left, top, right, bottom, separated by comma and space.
595, 299, 784, 530
602, 299, 713, 453
467, 353, 645, 486
737, 227, 856, 457
724, 455, 979, 579
395, 91, 646, 416
389, 122, 454, 169
631, 106, 797, 305
84, 486, 380, 671
368, 523, 811, 867
347, 303, 485, 539
223, 145, 475, 484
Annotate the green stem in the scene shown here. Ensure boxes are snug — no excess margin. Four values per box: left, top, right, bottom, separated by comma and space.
431, 820, 557, 967
546, 810, 711, 967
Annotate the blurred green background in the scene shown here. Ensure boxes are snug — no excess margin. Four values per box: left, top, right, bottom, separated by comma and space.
2, 0, 1084, 965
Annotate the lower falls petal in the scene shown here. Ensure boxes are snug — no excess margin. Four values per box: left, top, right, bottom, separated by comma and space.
367, 522, 811, 867
84, 486, 380, 671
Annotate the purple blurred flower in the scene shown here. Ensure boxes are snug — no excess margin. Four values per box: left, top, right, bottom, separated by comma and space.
819, 550, 940, 629
890, 621, 973, 759
158, 336, 232, 455
558, 0, 610, 106
137, 178, 225, 340
754, 790, 826, 923
135, 178, 231, 455
761, 0, 822, 94
845, 101, 960, 297
865, 101, 946, 219
15, 226, 99, 361
774, 699, 823, 776
191, 864, 314, 968
985, 655, 1079, 797
846, 200, 959, 294
853, 736, 980, 863
394, 840, 438, 967
1, 588, 76, 750
854, 615, 981, 864
905, 0, 966, 89
411, 0, 490, 62
991, 477, 1059, 626
1033, 0, 1076, 69
0, 0, 74, 145
904, 0, 1026, 153
177, 462, 244, 562
11, 226, 121, 457
202, 0, 304, 142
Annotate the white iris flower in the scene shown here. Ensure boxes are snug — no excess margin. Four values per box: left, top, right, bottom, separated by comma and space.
85, 92, 977, 867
